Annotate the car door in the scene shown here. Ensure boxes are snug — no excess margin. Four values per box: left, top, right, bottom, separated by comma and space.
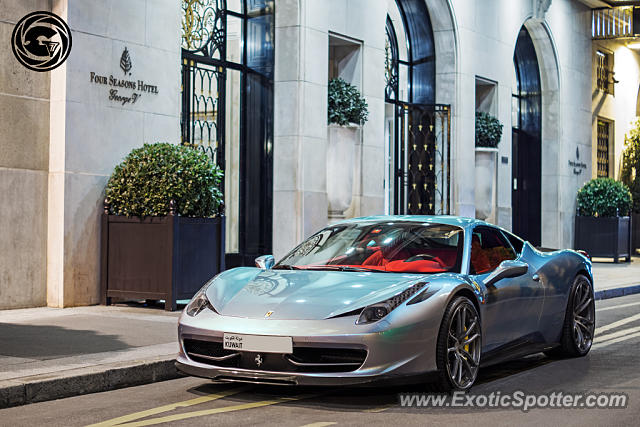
469, 226, 544, 352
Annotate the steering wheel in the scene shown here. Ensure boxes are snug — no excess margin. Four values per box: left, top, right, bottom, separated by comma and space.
404, 253, 439, 263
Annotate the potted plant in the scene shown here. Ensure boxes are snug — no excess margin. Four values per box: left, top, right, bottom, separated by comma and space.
575, 177, 633, 263
101, 143, 225, 310
621, 118, 640, 254
475, 112, 503, 221
326, 77, 369, 220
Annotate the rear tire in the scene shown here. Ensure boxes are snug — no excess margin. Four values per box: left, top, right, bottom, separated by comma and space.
545, 274, 595, 358
432, 296, 482, 392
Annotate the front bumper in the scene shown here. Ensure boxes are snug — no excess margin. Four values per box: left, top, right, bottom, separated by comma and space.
176, 307, 441, 386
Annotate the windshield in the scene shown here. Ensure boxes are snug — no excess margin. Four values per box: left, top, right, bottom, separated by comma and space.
275, 221, 464, 274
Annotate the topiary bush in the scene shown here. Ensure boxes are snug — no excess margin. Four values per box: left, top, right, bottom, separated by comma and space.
328, 78, 369, 126
621, 118, 640, 214
576, 177, 632, 217
106, 143, 223, 217
475, 112, 503, 148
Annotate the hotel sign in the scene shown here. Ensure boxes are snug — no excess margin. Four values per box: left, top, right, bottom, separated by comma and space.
569, 147, 587, 175
89, 47, 159, 106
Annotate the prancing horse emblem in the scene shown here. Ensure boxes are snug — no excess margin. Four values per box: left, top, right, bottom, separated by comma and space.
255, 354, 263, 367
264, 311, 274, 318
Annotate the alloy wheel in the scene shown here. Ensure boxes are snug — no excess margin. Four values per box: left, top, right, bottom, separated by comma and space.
445, 302, 481, 389
572, 279, 595, 353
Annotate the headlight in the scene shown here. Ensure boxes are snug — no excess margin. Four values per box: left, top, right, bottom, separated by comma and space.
185, 283, 217, 317
356, 282, 428, 324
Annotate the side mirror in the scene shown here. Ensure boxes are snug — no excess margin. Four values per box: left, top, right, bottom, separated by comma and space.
484, 260, 528, 287
255, 255, 275, 269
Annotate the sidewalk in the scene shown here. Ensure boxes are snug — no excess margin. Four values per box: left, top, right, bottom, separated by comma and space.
592, 255, 640, 299
0, 304, 181, 408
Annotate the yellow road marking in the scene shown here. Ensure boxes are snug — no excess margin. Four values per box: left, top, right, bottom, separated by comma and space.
596, 325, 640, 342
597, 301, 640, 312
299, 423, 337, 427
593, 330, 640, 349
597, 313, 640, 334
363, 404, 393, 413
86, 386, 249, 427
117, 394, 316, 427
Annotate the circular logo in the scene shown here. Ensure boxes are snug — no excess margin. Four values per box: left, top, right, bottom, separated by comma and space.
11, 11, 72, 72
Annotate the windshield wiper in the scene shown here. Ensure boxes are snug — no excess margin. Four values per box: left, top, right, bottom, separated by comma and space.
302, 265, 393, 273
272, 264, 303, 270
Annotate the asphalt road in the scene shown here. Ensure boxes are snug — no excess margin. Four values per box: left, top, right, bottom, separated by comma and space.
3, 293, 640, 427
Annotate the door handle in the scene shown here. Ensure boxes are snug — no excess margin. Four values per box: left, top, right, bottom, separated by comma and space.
532, 274, 540, 282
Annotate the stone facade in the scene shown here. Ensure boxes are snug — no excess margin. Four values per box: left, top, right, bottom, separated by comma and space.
0, 0, 637, 309
0, 1, 51, 309
0, 0, 180, 309
273, 0, 595, 257
46, 0, 181, 307
591, 38, 640, 181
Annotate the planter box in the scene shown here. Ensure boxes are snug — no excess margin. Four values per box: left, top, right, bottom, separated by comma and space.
474, 147, 498, 221
327, 123, 360, 221
633, 213, 640, 255
574, 216, 631, 263
101, 213, 225, 311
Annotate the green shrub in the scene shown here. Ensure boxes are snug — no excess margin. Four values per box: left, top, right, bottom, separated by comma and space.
328, 78, 369, 126
576, 177, 632, 217
475, 112, 503, 148
621, 118, 640, 214
106, 143, 223, 217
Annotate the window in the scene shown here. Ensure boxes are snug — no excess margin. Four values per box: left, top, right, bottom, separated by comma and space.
502, 230, 524, 255
597, 119, 611, 178
596, 50, 614, 95
470, 227, 516, 275
275, 222, 464, 274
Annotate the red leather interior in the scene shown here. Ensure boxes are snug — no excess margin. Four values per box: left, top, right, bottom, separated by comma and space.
363, 248, 457, 269
470, 235, 491, 274
385, 259, 447, 273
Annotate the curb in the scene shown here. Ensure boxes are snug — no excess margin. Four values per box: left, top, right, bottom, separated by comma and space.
0, 356, 179, 409
595, 284, 640, 300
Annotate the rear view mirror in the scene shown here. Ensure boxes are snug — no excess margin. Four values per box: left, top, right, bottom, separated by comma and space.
484, 260, 528, 287
255, 255, 275, 269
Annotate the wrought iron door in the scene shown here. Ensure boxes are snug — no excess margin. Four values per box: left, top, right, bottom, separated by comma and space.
384, 10, 450, 217
181, 0, 274, 267
393, 103, 451, 215
512, 27, 541, 246
181, 57, 225, 168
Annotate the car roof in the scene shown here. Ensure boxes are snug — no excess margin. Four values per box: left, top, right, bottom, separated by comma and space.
334, 215, 491, 230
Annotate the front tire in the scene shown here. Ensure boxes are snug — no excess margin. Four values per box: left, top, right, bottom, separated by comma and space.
546, 274, 595, 358
433, 296, 482, 392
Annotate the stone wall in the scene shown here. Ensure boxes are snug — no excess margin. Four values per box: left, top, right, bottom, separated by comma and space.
437, 0, 592, 249
46, 0, 181, 307
0, 1, 51, 309
273, 0, 593, 253
273, 0, 398, 258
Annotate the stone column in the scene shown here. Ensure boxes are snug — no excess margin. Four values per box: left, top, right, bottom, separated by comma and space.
0, 1, 51, 309
273, 0, 330, 258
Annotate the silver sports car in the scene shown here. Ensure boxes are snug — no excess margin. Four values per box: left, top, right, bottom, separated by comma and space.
176, 216, 594, 391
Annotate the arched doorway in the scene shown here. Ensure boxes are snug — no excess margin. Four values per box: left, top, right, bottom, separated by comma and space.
512, 26, 542, 246
384, 0, 450, 216
181, 0, 275, 267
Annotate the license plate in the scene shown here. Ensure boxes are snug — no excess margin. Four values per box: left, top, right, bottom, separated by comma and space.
223, 333, 293, 354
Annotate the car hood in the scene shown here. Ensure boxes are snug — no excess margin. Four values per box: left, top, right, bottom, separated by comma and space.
204, 267, 430, 320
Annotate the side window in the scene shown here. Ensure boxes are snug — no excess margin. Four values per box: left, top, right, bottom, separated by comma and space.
503, 231, 524, 255
470, 227, 517, 275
